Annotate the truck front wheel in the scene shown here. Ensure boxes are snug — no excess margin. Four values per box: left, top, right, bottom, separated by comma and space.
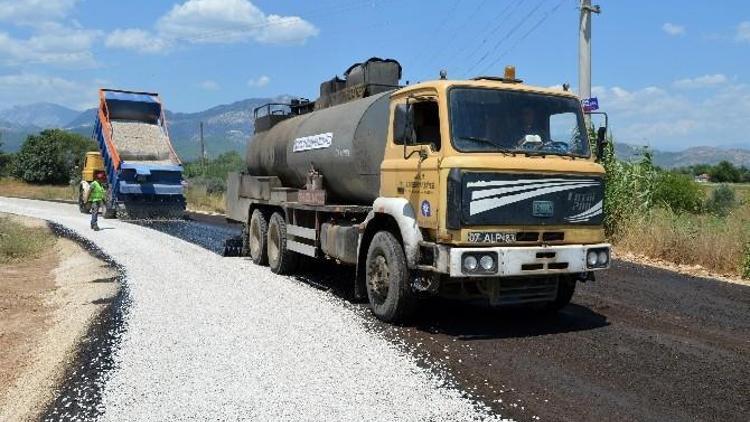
267, 212, 298, 274
365, 231, 415, 323
247, 209, 268, 265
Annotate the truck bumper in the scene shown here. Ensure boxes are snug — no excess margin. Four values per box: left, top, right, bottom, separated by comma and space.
436, 243, 611, 277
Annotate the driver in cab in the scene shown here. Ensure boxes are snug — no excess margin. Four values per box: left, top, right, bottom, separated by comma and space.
516, 106, 547, 149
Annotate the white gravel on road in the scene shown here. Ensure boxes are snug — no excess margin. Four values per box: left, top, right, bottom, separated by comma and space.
110, 120, 172, 162
0, 197, 509, 422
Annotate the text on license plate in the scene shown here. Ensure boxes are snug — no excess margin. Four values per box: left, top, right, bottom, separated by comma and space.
468, 231, 516, 243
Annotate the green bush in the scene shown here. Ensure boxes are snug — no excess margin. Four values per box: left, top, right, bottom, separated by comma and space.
12, 129, 97, 185
705, 184, 737, 216
183, 150, 244, 194
0, 137, 12, 177
653, 172, 705, 213
602, 143, 659, 236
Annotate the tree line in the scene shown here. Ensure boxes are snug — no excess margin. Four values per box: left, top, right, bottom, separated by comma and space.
0, 129, 97, 184
673, 161, 750, 183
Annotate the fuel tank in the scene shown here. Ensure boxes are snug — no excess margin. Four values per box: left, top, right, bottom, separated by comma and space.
246, 91, 393, 204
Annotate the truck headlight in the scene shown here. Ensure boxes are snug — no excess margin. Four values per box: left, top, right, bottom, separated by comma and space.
463, 255, 478, 271
462, 252, 497, 274
597, 250, 609, 266
480, 255, 495, 270
587, 247, 610, 268
586, 250, 598, 267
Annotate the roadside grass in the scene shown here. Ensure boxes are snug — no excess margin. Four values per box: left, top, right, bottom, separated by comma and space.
184, 185, 226, 214
0, 217, 55, 265
0, 178, 77, 203
701, 182, 750, 202
615, 204, 750, 277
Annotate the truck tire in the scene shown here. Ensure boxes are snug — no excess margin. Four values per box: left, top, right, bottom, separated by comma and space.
78, 186, 90, 214
365, 231, 415, 323
543, 277, 576, 313
267, 212, 298, 274
103, 189, 116, 219
248, 209, 268, 265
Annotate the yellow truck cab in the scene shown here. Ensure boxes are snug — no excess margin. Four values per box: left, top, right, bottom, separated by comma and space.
226, 59, 610, 322
78, 151, 105, 213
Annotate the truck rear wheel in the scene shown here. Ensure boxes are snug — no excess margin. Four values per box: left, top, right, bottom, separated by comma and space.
248, 209, 268, 265
78, 186, 90, 214
365, 231, 415, 323
267, 212, 298, 274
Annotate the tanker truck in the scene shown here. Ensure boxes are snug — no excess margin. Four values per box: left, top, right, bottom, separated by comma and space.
226, 58, 611, 322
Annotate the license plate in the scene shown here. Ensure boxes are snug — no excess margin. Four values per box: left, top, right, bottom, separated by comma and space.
468, 231, 516, 243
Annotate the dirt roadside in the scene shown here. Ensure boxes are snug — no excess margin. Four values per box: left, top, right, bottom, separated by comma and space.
0, 213, 119, 422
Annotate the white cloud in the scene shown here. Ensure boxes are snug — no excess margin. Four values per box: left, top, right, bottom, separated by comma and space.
673, 74, 728, 89
0, 0, 78, 24
199, 80, 220, 90
108, 0, 318, 53
247, 75, 270, 87
0, 24, 100, 67
106, 29, 170, 54
0, 73, 99, 109
592, 81, 750, 149
157, 0, 318, 45
662, 22, 685, 36
736, 21, 750, 43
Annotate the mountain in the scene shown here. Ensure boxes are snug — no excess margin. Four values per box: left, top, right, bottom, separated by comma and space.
0, 98, 279, 160
0, 103, 80, 129
164, 97, 274, 160
615, 143, 750, 168
4, 99, 750, 167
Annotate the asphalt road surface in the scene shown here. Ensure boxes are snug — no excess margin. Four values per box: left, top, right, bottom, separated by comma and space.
2, 198, 747, 421
182, 212, 750, 422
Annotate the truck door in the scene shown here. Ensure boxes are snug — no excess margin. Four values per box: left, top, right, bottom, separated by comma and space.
382, 95, 441, 230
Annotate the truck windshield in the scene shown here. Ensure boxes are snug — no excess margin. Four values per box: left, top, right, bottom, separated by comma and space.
449, 88, 591, 157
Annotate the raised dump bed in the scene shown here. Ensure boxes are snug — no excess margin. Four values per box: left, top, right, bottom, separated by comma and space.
94, 89, 185, 219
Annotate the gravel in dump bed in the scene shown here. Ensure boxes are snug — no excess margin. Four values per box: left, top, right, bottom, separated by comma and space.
110, 120, 173, 162
0, 197, 510, 422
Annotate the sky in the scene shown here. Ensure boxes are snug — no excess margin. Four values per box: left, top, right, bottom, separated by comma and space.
0, 0, 748, 150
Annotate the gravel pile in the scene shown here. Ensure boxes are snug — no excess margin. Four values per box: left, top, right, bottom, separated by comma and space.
110, 120, 173, 162
0, 197, 510, 422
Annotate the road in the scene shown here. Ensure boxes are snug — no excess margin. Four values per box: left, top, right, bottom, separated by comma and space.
181, 212, 750, 422
0, 198, 505, 422
3, 197, 749, 421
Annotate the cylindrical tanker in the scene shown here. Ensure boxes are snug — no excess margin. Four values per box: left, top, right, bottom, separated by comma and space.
247, 90, 393, 204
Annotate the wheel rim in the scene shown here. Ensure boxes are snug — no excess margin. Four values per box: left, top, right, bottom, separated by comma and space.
367, 253, 390, 305
268, 221, 280, 266
250, 218, 262, 259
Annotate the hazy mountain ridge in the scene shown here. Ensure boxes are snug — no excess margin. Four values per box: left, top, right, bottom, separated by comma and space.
614, 143, 750, 168
2, 100, 749, 166
0, 98, 275, 159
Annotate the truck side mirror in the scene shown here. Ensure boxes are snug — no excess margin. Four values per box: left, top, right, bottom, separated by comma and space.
394, 103, 415, 146
596, 126, 608, 161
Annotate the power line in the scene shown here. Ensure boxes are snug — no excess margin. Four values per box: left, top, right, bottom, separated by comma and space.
478, 0, 567, 76
463, 0, 546, 77
452, 1, 519, 74
412, 0, 466, 64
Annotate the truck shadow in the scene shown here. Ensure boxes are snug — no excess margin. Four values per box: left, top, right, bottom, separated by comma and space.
293, 259, 610, 340
409, 299, 609, 340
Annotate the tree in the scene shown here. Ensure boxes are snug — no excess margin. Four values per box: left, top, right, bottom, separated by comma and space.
0, 132, 12, 177
12, 129, 97, 184
709, 160, 741, 183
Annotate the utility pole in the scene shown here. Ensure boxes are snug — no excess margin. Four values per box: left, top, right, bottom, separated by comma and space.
199, 121, 206, 172
579, 0, 600, 126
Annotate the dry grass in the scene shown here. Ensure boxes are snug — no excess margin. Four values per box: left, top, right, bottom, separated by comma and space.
616, 206, 750, 277
0, 178, 77, 202
0, 217, 55, 264
185, 185, 226, 214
